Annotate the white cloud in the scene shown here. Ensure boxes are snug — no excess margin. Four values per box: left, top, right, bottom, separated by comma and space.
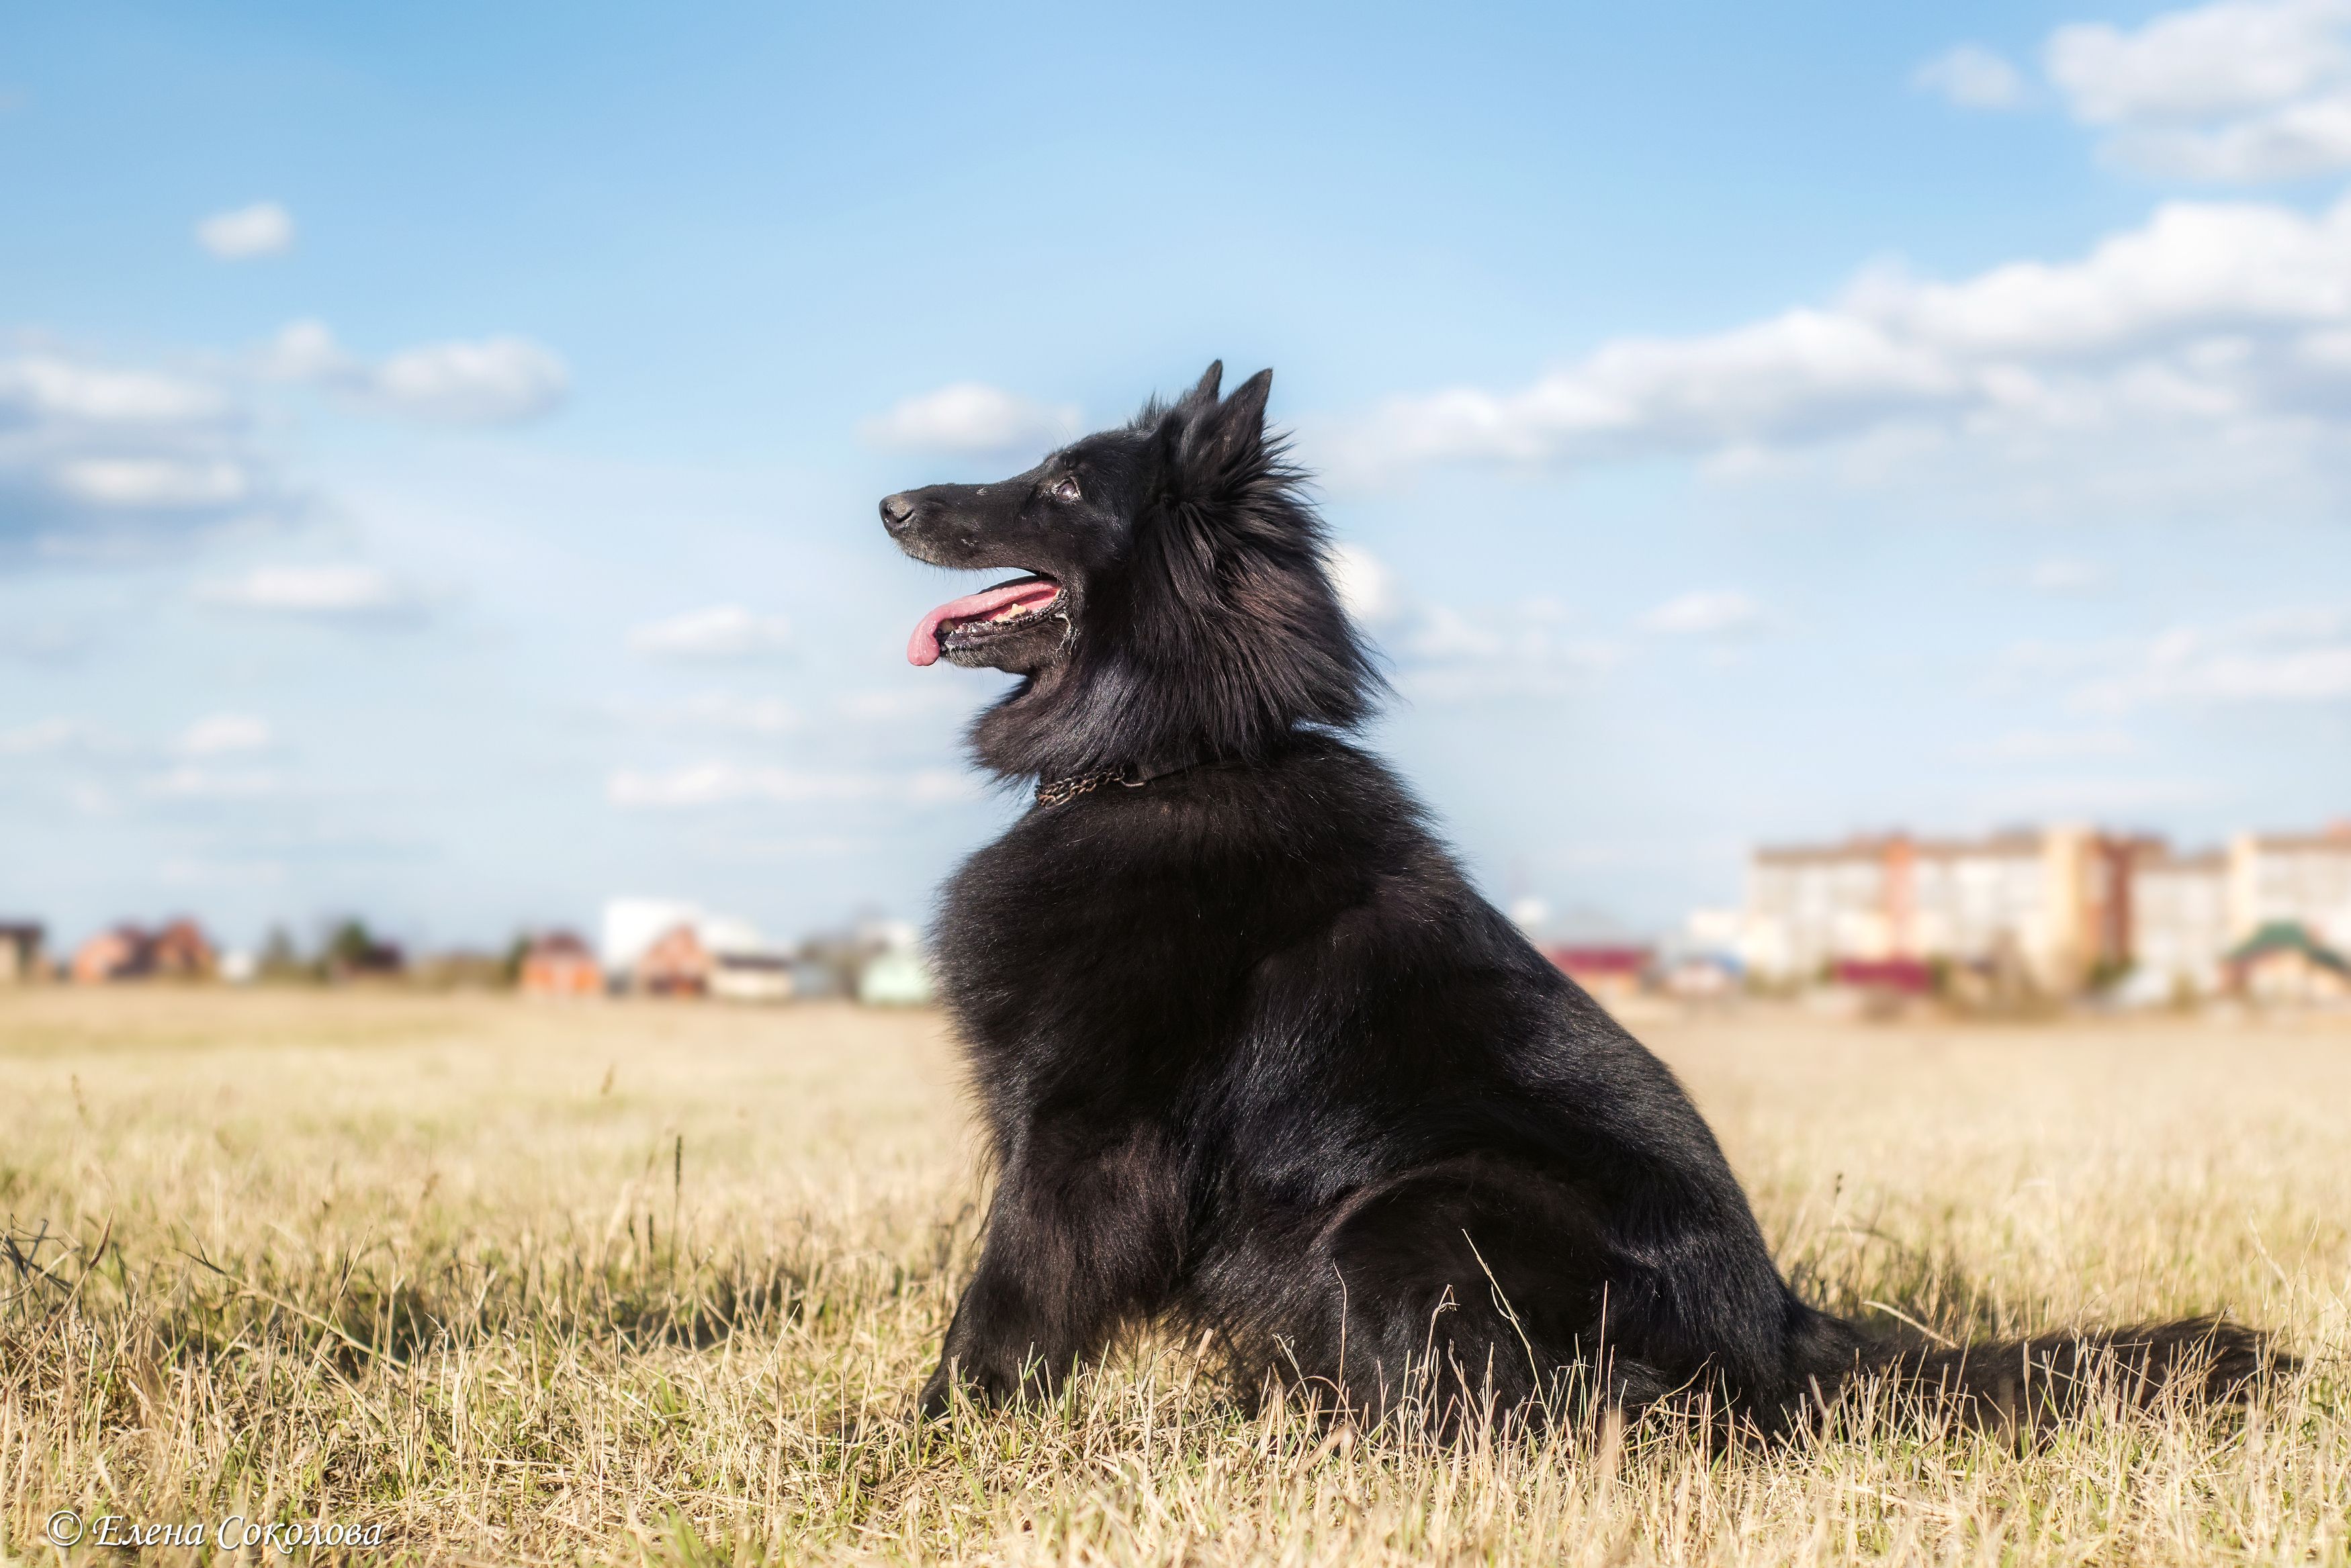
0, 349, 280, 557
195, 201, 295, 259
627, 604, 793, 660
261, 320, 343, 381
158, 855, 288, 887
1396, 641, 1622, 705
1327, 542, 1402, 625
833, 687, 983, 723
371, 337, 568, 423
265, 320, 568, 424
2064, 605, 2351, 709
2045, 0, 2351, 180
1975, 774, 2217, 816
2, 322, 559, 557
1323, 545, 1623, 702
1642, 590, 1766, 637
0, 622, 91, 665
606, 763, 974, 809
2025, 557, 2109, 592
0, 717, 110, 757
860, 383, 1079, 454
1915, 46, 2027, 109
52, 456, 250, 507
610, 692, 801, 734
0, 355, 230, 424
2113, 96, 2351, 181
177, 713, 273, 755
144, 764, 282, 800
197, 564, 423, 618
2046, 0, 2346, 124
1321, 190, 2351, 490
1957, 728, 2138, 761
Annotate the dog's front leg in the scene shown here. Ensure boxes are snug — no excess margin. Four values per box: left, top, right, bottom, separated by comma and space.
919, 1132, 1178, 1417
918, 1232, 1063, 1416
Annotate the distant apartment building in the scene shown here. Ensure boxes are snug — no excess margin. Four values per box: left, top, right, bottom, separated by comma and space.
2127, 846, 2231, 997
2229, 825, 2351, 953
1739, 819, 2351, 999
1741, 828, 2122, 990
1741, 842, 1890, 980
2129, 823, 2351, 998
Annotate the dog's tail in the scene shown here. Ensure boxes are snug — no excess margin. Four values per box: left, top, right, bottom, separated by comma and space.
1840, 1315, 2287, 1430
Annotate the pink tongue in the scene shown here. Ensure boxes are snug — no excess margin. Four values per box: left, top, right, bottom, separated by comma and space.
907, 578, 1061, 665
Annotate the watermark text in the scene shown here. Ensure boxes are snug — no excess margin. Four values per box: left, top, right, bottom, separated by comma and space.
45, 1509, 390, 1552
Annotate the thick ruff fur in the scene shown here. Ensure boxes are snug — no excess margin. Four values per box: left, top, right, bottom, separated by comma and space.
881, 362, 2279, 1434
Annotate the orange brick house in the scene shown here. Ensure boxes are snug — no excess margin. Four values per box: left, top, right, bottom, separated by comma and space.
519, 931, 604, 997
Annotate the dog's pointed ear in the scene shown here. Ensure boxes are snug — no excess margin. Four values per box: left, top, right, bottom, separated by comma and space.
1200, 367, 1272, 470
1187, 360, 1224, 406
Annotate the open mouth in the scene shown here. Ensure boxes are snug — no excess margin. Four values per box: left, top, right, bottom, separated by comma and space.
907, 573, 1064, 666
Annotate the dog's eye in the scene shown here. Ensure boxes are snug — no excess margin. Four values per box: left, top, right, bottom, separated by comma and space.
1050, 474, 1081, 502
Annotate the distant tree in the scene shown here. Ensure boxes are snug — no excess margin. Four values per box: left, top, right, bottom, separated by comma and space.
320, 919, 406, 980
2085, 955, 2135, 994
257, 925, 312, 984
324, 919, 377, 972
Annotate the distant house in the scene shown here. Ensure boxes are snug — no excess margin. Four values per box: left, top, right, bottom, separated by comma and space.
602, 898, 703, 982
1662, 951, 1741, 1001
636, 923, 712, 997
712, 950, 793, 1003
697, 916, 794, 1004
0, 922, 44, 984
150, 919, 217, 978
71, 919, 217, 983
856, 946, 934, 1007
73, 927, 144, 983
2225, 921, 2351, 1007
518, 931, 603, 997
1543, 945, 1652, 1003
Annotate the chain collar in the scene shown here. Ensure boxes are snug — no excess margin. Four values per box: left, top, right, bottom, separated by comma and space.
1033, 759, 1200, 809
1034, 769, 1137, 809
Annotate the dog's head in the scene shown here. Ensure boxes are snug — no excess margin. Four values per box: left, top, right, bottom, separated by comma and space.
883, 362, 1380, 780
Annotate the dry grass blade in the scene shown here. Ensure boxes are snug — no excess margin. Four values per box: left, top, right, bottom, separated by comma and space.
1, 987, 2346, 1565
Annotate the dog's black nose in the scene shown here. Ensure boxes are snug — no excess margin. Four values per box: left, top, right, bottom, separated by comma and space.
880, 493, 916, 532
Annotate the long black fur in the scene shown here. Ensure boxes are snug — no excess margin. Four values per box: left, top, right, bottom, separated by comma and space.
880, 362, 2279, 1434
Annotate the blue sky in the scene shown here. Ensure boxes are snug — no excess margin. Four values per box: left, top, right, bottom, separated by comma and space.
5, 0, 2350, 952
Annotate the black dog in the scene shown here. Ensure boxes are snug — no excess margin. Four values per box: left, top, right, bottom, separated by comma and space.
882, 362, 2272, 1432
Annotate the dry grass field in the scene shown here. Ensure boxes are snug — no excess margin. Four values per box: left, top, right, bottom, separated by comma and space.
3, 988, 2347, 1565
